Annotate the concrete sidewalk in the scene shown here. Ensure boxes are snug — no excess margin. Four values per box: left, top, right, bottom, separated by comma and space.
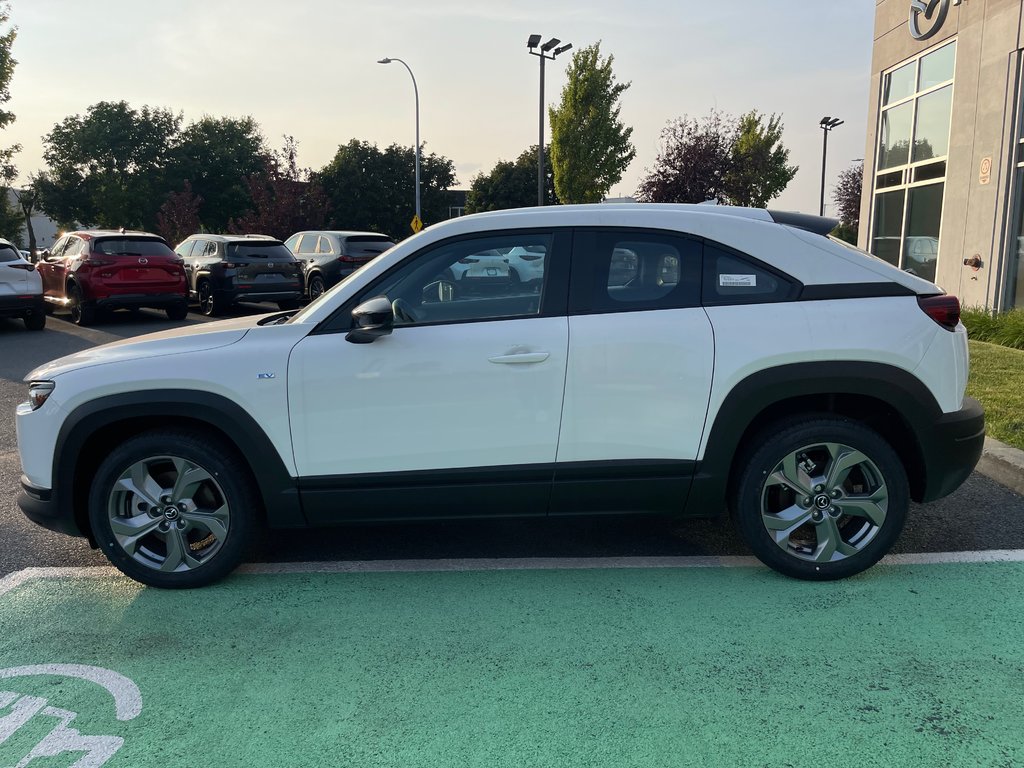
977, 437, 1024, 496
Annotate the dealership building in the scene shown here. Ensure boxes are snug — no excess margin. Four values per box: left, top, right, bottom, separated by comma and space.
860, 0, 1024, 310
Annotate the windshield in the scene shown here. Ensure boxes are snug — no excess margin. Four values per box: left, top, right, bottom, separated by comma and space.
93, 237, 174, 257
225, 242, 294, 260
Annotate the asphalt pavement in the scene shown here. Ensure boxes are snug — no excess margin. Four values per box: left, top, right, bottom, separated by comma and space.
1, 306, 1022, 577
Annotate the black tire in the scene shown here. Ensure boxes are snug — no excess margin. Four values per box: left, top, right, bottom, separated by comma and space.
198, 280, 226, 317
731, 416, 909, 581
307, 274, 326, 301
23, 311, 46, 331
277, 299, 300, 311
165, 301, 189, 321
88, 429, 259, 589
67, 283, 95, 326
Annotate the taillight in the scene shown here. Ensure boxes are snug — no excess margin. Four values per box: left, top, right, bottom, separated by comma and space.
7, 262, 34, 271
338, 255, 358, 263
224, 262, 242, 269
918, 294, 960, 331
518, 253, 543, 261
82, 257, 114, 267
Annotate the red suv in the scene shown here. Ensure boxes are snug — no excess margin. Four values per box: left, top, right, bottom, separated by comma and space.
37, 230, 189, 325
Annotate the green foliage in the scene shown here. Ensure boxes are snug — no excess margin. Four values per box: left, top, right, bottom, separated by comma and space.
170, 116, 269, 232
466, 145, 557, 213
723, 112, 797, 208
0, 191, 21, 245
548, 42, 635, 204
156, 180, 202, 247
830, 223, 858, 245
41, 100, 182, 229
637, 109, 797, 207
314, 139, 457, 240
833, 161, 863, 236
962, 307, 1024, 350
0, 2, 21, 245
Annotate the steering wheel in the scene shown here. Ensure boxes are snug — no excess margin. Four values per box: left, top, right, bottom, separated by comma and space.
392, 298, 418, 324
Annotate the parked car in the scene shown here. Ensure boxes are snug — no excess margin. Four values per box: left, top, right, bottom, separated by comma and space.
284, 231, 395, 301
0, 238, 45, 330
35, 230, 188, 325
16, 204, 984, 588
449, 248, 517, 293
175, 234, 304, 316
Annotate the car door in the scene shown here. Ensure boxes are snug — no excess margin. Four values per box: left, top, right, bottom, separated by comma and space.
288, 229, 571, 523
38, 236, 68, 299
551, 228, 715, 515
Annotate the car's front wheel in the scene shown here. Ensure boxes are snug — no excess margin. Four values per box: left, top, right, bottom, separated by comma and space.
88, 429, 258, 588
732, 416, 908, 581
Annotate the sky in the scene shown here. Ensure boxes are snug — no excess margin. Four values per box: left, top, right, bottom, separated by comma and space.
4, 0, 876, 216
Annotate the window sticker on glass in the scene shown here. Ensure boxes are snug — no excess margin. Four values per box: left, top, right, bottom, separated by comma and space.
720, 274, 757, 288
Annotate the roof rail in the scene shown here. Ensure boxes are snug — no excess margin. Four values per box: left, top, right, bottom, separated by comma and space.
767, 210, 838, 236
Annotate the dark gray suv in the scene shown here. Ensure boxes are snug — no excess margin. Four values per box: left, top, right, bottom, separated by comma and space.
284, 231, 395, 300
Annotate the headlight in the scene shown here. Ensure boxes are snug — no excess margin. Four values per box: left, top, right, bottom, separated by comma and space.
27, 381, 55, 411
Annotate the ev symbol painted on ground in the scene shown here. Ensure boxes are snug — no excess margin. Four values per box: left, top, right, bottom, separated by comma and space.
0, 664, 141, 767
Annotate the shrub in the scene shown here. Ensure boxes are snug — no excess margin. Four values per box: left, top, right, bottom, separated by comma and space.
962, 307, 1024, 350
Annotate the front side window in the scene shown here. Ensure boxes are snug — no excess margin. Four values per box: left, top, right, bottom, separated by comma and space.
870, 40, 955, 281
361, 233, 553, 327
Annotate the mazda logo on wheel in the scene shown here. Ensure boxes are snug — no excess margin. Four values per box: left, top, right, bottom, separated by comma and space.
909, 0, 962, 40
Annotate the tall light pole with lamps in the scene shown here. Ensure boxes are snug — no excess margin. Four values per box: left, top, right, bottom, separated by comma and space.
378, 57, 422, 232
527, 35, 572, 206
819, 116, 844, 217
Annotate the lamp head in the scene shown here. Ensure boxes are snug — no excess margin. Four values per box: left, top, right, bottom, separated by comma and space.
540, 37, 561, 52
553, 43, 573, 56
527, 34, 542, 49
377, 58, 392, 64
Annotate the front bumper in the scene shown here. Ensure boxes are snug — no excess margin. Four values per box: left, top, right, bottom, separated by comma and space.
919, 396, 986, 502
18, 476, 84, 538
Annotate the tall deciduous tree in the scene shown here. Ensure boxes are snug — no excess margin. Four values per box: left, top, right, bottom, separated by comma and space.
548, 42, 635, 204
41, 100, 182, 229
466, 145, 557, 213
724, 111, 798, 208
636, 109, 798, 208
156, 181, 203, 247
13, 176, 40, 255
314, 139, 456, 240
0, 2, 22, 245
170, 115, 268, 232
832, 161, 863, 244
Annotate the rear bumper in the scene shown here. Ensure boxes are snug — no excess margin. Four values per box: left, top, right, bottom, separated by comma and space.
18, 476, 84, 538
94, 292, 186, 309
919, 396, 986, 502
0, 294, 45, 318
217, 288, 302, 304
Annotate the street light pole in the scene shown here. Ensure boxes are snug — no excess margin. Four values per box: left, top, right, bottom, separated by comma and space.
527, 35, 572, 206
819, 116, 844, 217
379, 57, 421, 229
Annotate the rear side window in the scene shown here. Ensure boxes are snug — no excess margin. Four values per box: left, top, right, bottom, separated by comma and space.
297, 235, 318, 255
570, 229, 700, 314
93, 237, 174, 257
0, 245, 19, 262
702, 245, 798, 305
225, 242, 295, 261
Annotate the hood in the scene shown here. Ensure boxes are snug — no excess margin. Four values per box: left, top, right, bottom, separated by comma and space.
27, 315, 263, 381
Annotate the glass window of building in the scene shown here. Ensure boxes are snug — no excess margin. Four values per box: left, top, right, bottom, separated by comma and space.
870, 41, 955, 283
1011, 75, 1024, 310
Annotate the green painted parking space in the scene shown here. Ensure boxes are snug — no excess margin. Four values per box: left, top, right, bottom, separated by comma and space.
1, 563, 1023, 767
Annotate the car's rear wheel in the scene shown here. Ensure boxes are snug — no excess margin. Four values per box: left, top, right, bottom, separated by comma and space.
732, 416, 908, 581
88, 429, 258, 588
307, 274, 326, 301
67, 283, 94, 326
165, 301, 189, 321
197, 280, 225, 317
23, 311, 45, 331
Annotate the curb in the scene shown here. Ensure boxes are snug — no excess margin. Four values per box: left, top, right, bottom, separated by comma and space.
976, 437, 1024, 496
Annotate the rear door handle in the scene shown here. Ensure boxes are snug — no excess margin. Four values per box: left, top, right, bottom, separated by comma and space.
488, 352, 550, 365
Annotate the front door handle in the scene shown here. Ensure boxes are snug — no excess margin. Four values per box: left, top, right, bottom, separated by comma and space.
488, 352, 550, 365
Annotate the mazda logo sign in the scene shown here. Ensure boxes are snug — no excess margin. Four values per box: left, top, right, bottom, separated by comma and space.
138, 258, 148, 265
909, 0, 962, 41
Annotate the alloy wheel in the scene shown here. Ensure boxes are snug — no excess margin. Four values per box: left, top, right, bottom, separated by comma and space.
759, 442, 888, 564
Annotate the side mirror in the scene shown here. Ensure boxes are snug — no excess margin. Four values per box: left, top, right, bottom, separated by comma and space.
346, 296, 394, 344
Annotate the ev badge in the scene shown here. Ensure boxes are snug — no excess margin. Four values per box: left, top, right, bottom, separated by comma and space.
909, 0, 963, 41
0, 664, 142, 766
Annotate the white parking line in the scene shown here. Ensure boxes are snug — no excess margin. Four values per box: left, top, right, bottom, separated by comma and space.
4, 550, 1024, 598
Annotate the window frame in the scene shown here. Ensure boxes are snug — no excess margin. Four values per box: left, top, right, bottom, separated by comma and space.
313, 228, 572, 335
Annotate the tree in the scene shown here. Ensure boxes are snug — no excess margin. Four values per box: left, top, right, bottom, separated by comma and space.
723, 111, 798, 208
636, 109, 798, 208
40, 100, 181, 229
548, 42, 635, 204
156, 180, 203, 247
314, 139, 456, 240
228, 136, 326, 240
13, 176, 41, 254
0, 2, 22, 245
635, 111, 734, 204
170, 115, 268, 232
465, 145, 557, 213
832, 161, 863, 244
